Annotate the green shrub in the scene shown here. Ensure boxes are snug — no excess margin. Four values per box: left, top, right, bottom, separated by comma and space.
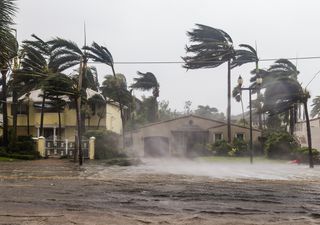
10, 153, 38, 160
292, 147, 320, 164
8, 136, 35, 153
84, 130, 124, 159
211, 140, 233, 156
228, 138, 249, 156
264, 131, 299, 159
0, 147, 9, 157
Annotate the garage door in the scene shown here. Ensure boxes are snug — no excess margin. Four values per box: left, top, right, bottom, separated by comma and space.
144, 136, 169, 157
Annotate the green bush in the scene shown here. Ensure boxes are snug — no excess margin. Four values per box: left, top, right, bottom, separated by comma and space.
211, 140, 233, 156
10, 153, 39, 160
292, 147, 320, 164
0, 147, 9, 157
8, 136, 35, 153
84, 130, 124, 159
228, 138, 249, 156
264, 131, 299, 159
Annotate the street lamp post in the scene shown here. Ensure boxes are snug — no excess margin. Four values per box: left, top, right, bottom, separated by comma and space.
237, 75, 262, 164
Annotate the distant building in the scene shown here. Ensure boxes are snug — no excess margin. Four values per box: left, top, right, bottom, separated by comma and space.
295, 117, 320, 150
6, 89, 122, 140
125, 114, 261, 157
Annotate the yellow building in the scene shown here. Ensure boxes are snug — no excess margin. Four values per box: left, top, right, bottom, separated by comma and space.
7, 89, 122, 140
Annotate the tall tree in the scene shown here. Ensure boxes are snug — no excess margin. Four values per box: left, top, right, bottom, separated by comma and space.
231, 44, 263, 129
183, 24, 235, 142
262, 77, 313, 168
0, 32, 17, 146
268, 59, 300, 134
0, 0, 17, 146
101, 74, 132, 147
49, 38, 89, 165
19, 34, 59, 137
131, 71, 160, 122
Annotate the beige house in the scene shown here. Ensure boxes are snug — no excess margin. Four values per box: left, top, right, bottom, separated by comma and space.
6, 89, 122, 140
295, 117, 320, 150
125, 115, 261, 157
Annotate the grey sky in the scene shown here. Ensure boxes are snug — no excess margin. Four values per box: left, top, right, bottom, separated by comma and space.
15, 0, 320, 115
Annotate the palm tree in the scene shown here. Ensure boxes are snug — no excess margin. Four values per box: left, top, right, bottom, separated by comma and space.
49, 38, 90, 165
131, 71, 159, 122
268, 59, 300, 134
101, 74, 132, 147
83, 42, 115, 75
0, 32, 17, 146
0, 0, 17, 146
183, 24, 235, 142
231, 44, 263, 129
18, 34, 59, 137
262, 77, 313, 168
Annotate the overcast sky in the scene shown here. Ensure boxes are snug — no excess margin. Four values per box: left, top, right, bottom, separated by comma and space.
15, 0, 320, 115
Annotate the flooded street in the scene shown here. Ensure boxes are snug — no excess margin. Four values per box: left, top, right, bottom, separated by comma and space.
1, 159, 320, 225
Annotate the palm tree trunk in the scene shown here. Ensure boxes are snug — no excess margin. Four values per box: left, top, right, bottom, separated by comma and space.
111, 65, 116, 77
75, 97, 82, 164
12, 88, 17, 142
303, 100, 314, 168
76, 58, 86, 166
40, 93, 46, 136
119, 103, 126, 149
97, 117, 101, 129
58, 109, 61, 139
27, 102, 30, 136
289, 107, 294, 135
255, 61, 263, 130
1, 68, 9, 147
227, 60, 231, 143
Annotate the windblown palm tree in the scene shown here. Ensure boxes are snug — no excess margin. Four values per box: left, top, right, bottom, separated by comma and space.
18, 34, 59, 137
262, 77, 313, 168
0, 32, 17, 146
231, 44, 263, 129
101, 74, 132, 147
183, 24, 235, 142
268, 59, 300, 134
131, 71, 159, 122
83, 42, 115, 75
0, 0, 17, 146
49, 38, 90, 165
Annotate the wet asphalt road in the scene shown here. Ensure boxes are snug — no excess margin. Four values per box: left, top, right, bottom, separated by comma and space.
0, 159, 320, 225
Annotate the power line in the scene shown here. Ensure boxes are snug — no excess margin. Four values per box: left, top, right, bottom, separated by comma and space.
86, 55, 320, 65
305, 68, 320, 88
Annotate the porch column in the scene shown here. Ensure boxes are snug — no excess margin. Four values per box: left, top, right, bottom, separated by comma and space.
89, 137, 95, 160
53, 127, 56, 142
37, 136, 46, 157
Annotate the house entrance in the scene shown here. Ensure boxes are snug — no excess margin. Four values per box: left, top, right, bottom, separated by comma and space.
43, 128, 54, 139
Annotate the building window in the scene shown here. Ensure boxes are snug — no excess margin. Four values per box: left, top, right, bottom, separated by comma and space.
11, 103, 28, 115
235, 133, 245, 141
214, 133, 223, 142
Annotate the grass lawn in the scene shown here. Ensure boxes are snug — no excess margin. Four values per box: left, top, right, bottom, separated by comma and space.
0, 157, 17, 162
197, 156, 288, 164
